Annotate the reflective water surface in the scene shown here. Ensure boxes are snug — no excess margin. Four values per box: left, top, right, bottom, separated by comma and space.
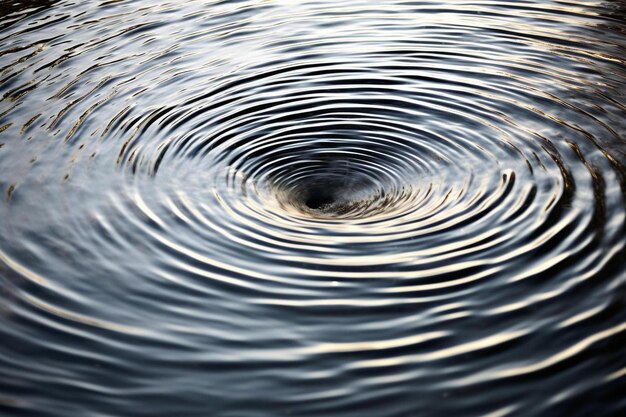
1, 1, 625, 416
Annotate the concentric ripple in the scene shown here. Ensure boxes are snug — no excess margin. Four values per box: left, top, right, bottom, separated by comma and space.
0, 1, 625, 416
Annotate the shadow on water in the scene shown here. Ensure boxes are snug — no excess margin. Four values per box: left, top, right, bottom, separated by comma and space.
0, 0, 59, 29
603, 0, 626, 22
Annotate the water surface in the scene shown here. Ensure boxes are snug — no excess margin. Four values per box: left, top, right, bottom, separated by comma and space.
1, 1, 625, 416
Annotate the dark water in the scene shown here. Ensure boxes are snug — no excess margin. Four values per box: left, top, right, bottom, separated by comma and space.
1, 1, 626, 416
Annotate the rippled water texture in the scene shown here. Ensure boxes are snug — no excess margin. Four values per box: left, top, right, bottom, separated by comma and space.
1, 0, 626, 415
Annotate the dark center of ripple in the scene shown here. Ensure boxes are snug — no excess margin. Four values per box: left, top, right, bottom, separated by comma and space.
304, 189, 336, 210
272, 169, 390, 219
294, 175, 361, 216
